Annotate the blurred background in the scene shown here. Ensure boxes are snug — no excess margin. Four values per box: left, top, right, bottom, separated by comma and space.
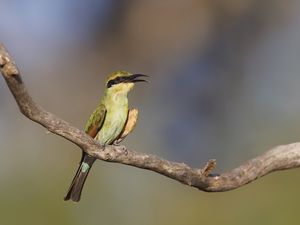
1, 0, 300, 224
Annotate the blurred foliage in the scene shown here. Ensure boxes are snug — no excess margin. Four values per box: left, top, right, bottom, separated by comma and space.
1, 0, 300, 224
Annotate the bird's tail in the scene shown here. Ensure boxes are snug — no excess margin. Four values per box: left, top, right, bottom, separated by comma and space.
64, 154, 96, 202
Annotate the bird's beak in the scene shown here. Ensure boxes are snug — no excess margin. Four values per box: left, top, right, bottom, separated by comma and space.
128, 74, 149, 83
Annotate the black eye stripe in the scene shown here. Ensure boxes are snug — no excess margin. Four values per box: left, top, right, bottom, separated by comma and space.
106, 80, 115, 88
107, 76, 128, 88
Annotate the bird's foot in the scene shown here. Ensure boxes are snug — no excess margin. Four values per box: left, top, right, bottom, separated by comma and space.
113, 139, 122, 145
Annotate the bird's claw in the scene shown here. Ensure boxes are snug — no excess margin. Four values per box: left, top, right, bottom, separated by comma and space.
113, 139, 122, 145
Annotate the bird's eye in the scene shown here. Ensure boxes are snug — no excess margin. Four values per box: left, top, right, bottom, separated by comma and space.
107, 76, 128, 88
107, 80, 116, 88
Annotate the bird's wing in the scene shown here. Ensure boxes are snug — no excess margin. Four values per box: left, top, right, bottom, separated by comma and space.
84, 103, 107, 138
114, 108, 138, 144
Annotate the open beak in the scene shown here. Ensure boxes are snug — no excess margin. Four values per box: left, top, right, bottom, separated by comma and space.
128, 74, 149, 83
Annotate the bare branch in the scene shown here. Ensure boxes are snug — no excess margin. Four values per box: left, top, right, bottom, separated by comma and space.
1, 43, 300, 192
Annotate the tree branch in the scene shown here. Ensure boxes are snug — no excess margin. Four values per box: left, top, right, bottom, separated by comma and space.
1, 43, 300, 192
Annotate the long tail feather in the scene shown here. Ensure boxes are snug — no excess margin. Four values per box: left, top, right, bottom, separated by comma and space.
64, 154, 96, 202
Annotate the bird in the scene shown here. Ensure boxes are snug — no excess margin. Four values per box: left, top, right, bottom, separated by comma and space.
64, 71, 148, 202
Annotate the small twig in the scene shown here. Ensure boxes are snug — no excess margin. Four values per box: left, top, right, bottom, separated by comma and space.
1, 42, 300, 193
200, 159, 217, 177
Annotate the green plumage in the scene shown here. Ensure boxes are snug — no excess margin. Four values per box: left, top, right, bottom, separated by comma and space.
95, 87, 129, 145
64, 71, 147, 202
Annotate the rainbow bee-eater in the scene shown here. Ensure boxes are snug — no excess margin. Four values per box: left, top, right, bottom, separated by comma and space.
64, 71, 148, 202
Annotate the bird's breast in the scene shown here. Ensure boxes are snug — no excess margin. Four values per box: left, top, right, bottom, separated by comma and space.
96, 95, 128, 145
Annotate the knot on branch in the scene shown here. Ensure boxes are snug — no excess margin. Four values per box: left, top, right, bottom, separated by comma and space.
0, 45, 21, 84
